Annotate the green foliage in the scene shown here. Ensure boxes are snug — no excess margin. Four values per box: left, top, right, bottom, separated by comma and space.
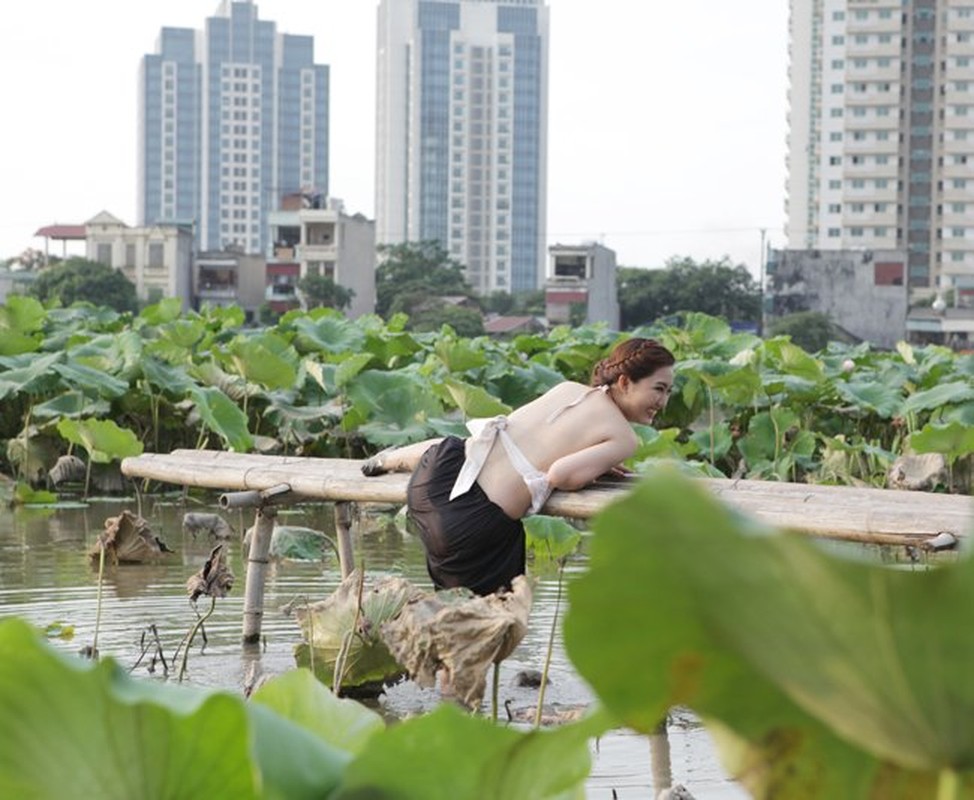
297, 272, 354, 311
1, 298, 973, 490
768, 311, 837, 353
28, 257, 139, 314
0, 617, 605, 798
409, 303, 485, 337
565, 469, 974, 797
56, 418, 143, 464
375, 240, 475, 320
617, 256, 761, 329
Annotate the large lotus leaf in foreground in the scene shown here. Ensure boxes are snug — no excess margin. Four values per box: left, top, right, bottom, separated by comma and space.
0, 617, 607, 799
564, 468, 974, 798
0, 618, 350, 800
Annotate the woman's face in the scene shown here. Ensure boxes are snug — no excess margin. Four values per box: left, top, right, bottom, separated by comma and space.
616, 366, 675, 425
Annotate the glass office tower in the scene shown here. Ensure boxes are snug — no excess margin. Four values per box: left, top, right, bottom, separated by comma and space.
376, 0, 549, 293
139, 0, 329, 254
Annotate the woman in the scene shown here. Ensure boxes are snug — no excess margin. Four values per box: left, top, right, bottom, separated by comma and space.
361, 337, 676, 596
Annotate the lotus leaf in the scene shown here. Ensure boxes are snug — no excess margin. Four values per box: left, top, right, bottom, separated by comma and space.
565, 469, 974, 797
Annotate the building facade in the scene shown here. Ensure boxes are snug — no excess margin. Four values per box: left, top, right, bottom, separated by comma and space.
375, 0, 549, 294
545, 242, 620, 329
268, 195, 377, 319
139, 0, 329, 256
764, 248, 908, 348
85, 211, 194, 309
786, 0, 974, 294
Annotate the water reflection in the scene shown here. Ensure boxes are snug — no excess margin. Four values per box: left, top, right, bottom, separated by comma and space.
0, 496, 746, 798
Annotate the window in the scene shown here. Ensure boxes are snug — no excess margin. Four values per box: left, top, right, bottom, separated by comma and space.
828, 203, 842, 213
828, 228, 841, 237
148, 243, 165, 268
830, 132, 842, 141
96, 243, 112, 267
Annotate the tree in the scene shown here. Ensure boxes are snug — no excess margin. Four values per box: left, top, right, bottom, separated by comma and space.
28, 257, 139, 314
297, 273, 354, 312
410, 303, 485, 337
375, 241, 474, 319
768, 311, 836, 353
618, 256, 761, 330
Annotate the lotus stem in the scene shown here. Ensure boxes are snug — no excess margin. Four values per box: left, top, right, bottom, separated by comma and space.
491, 662, 500, 722
91, 542, 106, 659
535, 557, 565, 728
178, 596, 217, 682
937, 769, 959, 800
334, 565, 366, 695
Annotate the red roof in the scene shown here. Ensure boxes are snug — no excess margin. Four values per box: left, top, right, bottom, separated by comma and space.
34, 224, 86, 240
484, 315, 538, 334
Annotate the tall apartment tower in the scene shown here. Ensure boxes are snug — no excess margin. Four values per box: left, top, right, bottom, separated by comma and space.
375, 0, 549, 294
139, 0, 329, 255
786, 0, 974, 292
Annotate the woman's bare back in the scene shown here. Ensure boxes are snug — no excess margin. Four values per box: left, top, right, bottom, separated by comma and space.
476, 381, 636, 518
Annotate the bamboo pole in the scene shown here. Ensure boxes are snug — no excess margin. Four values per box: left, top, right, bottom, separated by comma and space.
120, 450, 974, 545
242, 507, 275, 646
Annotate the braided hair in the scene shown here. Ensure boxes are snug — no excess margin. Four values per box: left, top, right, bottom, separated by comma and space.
590, 338, 675, 388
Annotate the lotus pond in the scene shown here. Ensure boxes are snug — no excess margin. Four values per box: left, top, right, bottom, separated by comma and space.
0, 491, 747, 799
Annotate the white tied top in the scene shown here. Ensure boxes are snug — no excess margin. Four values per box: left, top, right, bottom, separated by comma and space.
448, 385, 609, 515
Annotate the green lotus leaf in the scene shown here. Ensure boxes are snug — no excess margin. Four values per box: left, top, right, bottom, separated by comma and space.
434, 337, 488, 373
68, 330, 145, 380
688, 420, 734, 461
0, 617, 262, 799
251, 669, 384, 756
334, 352, 376, 389
229, 332, 298, 390
32, 391, 111, 420
137, 296, 184, 325
524, 515, 582, 562
140, 357, 197, 395
336, 703, 609, 800
762, 339, 825, 382
188, 385, 253, 452
345, 369, 443, 443
0, 295, 45, 355
158, 318, 206, 350
901, 381, 974, 416
0, 350, 65, 400
442, 377, 512, 418
565, 469, 974, 796
56, 418, 144, 463
736, 407, 802, 466
291, 312, 366, 355
835, 380, 903, 418
52, 361, 130, 399
910, 421, 974, 463
0, 618, 356, 800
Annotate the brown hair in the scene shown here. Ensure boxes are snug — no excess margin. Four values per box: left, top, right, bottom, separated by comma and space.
590, 338, 675, 387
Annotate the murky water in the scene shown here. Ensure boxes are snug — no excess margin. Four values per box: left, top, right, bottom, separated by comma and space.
0, 493, 748, 799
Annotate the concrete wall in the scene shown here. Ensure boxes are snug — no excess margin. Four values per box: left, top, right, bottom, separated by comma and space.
765, 248, 908, 349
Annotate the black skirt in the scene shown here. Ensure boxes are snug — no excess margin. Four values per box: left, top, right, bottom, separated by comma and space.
406, 436, 526, 596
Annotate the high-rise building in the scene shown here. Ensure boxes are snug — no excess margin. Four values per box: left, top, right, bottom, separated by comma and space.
375, 0, 549, 294
786, 0, 974, 293
139, 1, 329, 255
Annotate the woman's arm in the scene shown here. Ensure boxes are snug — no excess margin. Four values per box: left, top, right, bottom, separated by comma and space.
545, 433, 638, 492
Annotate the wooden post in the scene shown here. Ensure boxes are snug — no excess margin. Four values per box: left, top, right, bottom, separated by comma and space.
335, 501, 354, 579
242, 506, 276, 645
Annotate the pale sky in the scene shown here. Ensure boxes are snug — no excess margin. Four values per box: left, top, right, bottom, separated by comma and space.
0, 1, 789, 278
